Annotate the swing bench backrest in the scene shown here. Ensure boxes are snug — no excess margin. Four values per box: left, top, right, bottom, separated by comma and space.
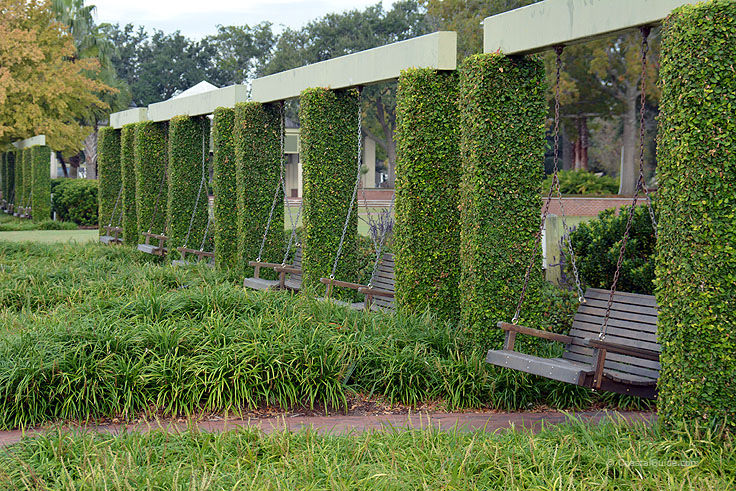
276, 248, 302, 290
360, 253, 395, 311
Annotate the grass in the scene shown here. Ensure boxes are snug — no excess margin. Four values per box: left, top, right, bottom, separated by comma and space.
0, 229, 97, 243
0, 419, 733, 489
0, 240, 649, 430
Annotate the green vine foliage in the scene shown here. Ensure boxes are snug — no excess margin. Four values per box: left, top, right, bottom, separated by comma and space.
394, 68, 460, 322
167, 115, 210, 255
31, 146, 51, 222
121, 124, 138, 245
97, 127, 122, 234
14, 150, 25, 209
213, 107, 238, 270
8, 151, 16, 204
656, 0, 736, 431
134, 121, 168, 241
23, 147, 32, 211
1, 153, 6, 203
458, 54, 548, 347
300, 88, 359, 292
234, 102, 283, 277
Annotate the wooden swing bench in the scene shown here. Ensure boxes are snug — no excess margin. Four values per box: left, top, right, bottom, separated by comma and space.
320, 253, 395, 312
243, 247, 302, 291
486, 288, 660, 399
137, 232, 169, 256
99, 226, 123, 245
172, 247, 214, 267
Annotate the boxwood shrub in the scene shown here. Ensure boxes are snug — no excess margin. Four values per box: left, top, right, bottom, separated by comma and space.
213, 107, 238, 270
51, 178, 98, 225
134, 122, 168, 240
31, 145, 51, 221
300, 88, 359, 291
167, 115, 210, 255
656, 0, 736, 431
121, 124, 138, 245
234, 102, 283, 276
458, 54, 547, 346
97, 127, 122, 234
22, 147, 32, 211
394, 68, 460, 322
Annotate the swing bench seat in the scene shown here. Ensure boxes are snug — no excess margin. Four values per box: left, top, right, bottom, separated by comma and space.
243, 247, 302, 291
100, 226, 123, 245
319, 253, 395, 312
172, 247, 215, 267
137, 232, 169, 256
273, 247, 303, 291
485, 288, 660, 399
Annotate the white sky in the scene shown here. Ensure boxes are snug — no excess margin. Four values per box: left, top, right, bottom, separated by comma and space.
92, 0, 397, 39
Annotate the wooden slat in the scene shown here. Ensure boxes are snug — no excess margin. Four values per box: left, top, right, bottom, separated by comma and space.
565, 345, 661, 373
581, 297, 658, 317
574, 313, 658, 332
569, 330, 660, 354
571, 321, 658, 343
586, 338, 660, 361
578, 305, 657, 326
562, 351, 659, 381
585, 288, 658, 308
486, 350, 591, 385
243, 277, 279, 290
497, 322, 573, 344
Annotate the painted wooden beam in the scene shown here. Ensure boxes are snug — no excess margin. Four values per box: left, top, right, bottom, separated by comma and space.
483, 0, 696, 55
251, 31, 457, 103
147, 84, 248, 122
12, 135, 46, 149
110, 108, 149, 129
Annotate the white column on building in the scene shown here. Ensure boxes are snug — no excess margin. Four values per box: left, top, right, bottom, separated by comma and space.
362, 136, 376, 188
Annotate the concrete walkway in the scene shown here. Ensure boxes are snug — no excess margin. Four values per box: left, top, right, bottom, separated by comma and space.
0, 410, 654, 447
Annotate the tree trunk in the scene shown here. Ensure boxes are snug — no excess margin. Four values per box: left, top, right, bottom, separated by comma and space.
84, 128, 98, 179
56, 152, 69, 178
580, 116, 589, 171
364, 95, 397, 187
619, 82, 638, 195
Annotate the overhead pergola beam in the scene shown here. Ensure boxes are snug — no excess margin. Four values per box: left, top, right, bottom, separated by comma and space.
110, 108, 149, 129
147, 84, 248, 122
483, 0, 696, 55
12, 135, 46, 149
251, 31, 457, 103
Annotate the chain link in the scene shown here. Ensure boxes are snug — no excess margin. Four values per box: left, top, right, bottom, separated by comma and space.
367, 191, 395, 288
256, 102, 286, 262
638, 27, 658, 239
182, 119, 208, 249
108, 185, 124, 227
146, 164, 168, 234
329, 88, 363, 280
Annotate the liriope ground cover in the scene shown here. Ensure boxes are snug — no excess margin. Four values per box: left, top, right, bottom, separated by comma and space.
1, 420, 733, 489
0, 241, 647, 430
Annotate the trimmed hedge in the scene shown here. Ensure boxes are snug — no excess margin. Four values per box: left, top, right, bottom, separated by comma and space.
394, 68, 460, 322
22, 147, 32, 211
300, 88, 359, 291
167, 115, 210, 254
458, 54, 548, 346
51, 178, 98, 225
31, 146, 51, 221
234, 102, 283, 276
134, 122, 168, 240
97, 127, 122, 234
120, 124, 138, 245
656, 0, 736, 431
213, 107, 238, 269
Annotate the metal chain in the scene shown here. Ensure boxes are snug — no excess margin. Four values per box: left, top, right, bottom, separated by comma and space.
367, 191, 395, 288
599, 26, 653, 340
108, 185, 123, 227
637, 27, 658, 239
199, 213, 212, 251
146, 162, 168, 234
512, 45, 566, 324
257, 102, 286, 262
329, 88, 363, 280
182, 119, 208, 249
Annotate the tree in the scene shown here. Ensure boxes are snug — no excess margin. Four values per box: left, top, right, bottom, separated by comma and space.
203, 23, 275, 86
0, 0, 112, 155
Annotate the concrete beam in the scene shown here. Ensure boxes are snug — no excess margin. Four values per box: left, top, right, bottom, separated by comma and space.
147, 84, 248, 122
483, 0, 696, 55
12, 135, 46, 149
251, 31, 457, 103
110, 108, 149, 129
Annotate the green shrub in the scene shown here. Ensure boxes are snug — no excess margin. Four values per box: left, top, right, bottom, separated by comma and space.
300, 88, 359, 291
542, 169, 619, 195
213, 107, 238, 270
569, 205, 655, 295
458, 53, 548, 346
120, 124, 138, 245
52, 178, 98, 226
656, 0, 736, 431
134, 122, 168, 240
167, 115, 210, 254
97, 127, 122, 233
234, 102, 283, 276
394, 69, 460, 322
31, 145, 51, 221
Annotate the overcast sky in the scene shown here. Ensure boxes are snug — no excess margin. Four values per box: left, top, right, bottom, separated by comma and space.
92, 0, 397, 39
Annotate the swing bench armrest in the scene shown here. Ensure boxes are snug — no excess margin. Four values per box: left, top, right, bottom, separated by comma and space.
248, 261, 282, 269
274, 266, 302, 275
584, 339, 660, 362
319, 278, 366, 291
497, 322, 573, 344
358, 286, 394, 298
143, 232, 169, 241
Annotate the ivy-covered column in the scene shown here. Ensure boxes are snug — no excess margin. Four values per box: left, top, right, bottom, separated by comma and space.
234, 102, 282, 275
656, 0, 736, 431
97, 127, 122, 233
300, 88, 359, 291
134, 121, 168, 241
167, 115, 210, 254
458, 54, 547, 346
21, 148, 32, 212
213, 107, 238, 269
1, 153, 6, 204
14, 149, 24, 211
394, 68, 460, 322
31, 145, 51, 221
7, 151, 15, 208
121, 124, 138, 245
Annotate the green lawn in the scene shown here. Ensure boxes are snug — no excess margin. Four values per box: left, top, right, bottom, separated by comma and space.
0, 229, 98, 243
